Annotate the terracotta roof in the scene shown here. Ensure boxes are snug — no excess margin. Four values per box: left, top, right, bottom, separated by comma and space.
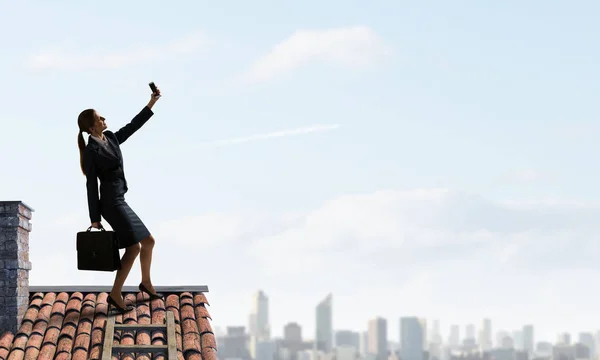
0, 291, 217, 360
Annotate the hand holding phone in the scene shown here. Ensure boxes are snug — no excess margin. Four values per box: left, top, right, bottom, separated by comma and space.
149, 82, 161, 100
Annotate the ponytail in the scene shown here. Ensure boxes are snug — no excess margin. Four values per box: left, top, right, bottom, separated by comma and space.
77, 108, 96, 176
78, 130, 86, 175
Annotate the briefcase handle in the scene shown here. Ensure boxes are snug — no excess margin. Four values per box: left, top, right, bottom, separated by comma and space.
86, 225, 106, 232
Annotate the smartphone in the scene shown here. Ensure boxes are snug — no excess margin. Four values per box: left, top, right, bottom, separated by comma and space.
149, 82, 158, 93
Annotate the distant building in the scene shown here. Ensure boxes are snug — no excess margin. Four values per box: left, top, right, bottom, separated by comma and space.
535, 342, 553, 358
298, 349, 320, 360
431, 320, 443, 345
522, 325, 534, 356
315, 294, 333, 353
465, 325, 476, 342
578, 333, 594, 360
575, 343, 590, 359
513, 331, 523, 350
249, 290, 271, 340
219, 326, 252, 360
360, 331, 369, 356
401, 317, 425, 360
336, 330, 360, 349
336, 345, 359, 360
282, 322, 309, 360
285, 322, 303, 343
479, 319, 492, 351
449, 325, 460, 348
553, 344, 575, 360
368, 317, 388, 360
515, 350, 529, 360
495, 331, 512, 349
551, 343, 589, 360
250, 338, 277, 360
428, 342, 442, 360
557, 333, 571, 346
488, 348, 516, 360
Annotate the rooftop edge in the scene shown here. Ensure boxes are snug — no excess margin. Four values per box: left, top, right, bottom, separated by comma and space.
28, 285, 209, 293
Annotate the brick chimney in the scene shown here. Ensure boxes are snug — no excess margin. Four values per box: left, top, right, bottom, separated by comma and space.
0, 201, 33, 335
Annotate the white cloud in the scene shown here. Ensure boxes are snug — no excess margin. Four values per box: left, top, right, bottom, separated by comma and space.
27, 188, 600, 342
242, 26, 392, 83
184, 124, 341, 150
244, 189, 600, 277
27, 31, 209, 70
156, 124, 341, 155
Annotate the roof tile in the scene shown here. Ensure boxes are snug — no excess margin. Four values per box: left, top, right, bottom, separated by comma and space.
196, 318, 213, 335
0, 333, 13, 360
6, 345, 23, 360
10, 333, 27, 354
194, 306, 211, 321
201, 332, 217, 350
2, 290, 215, 360
193, 294, 209, 306
202, 347, 217, 360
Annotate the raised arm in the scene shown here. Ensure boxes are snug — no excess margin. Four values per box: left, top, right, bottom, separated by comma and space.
114, 88, 162, 144
82, 148, 101, 224
113, 106, 154, 144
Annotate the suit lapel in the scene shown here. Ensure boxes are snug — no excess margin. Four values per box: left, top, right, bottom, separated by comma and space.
105, 135, 120, 158
88, 135, 119, 161
105, 133, 123, 167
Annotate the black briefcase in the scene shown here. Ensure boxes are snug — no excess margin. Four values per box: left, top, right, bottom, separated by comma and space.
76, 225, 121, 271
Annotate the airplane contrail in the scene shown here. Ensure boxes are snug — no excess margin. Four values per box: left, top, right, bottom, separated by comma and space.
195, 124, 341, 149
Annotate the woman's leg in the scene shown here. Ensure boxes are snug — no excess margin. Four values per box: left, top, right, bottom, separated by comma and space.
110, 243, 141, 306
139, 235, 157, 293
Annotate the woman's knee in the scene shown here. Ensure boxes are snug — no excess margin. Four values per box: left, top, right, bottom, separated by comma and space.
141, 235, 155, 249
125, 243, 141, 255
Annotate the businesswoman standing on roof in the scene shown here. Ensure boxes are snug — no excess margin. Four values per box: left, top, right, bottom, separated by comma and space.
76, 85, 163, 313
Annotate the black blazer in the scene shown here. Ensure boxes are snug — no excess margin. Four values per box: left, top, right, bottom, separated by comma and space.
82, 106, 154, 223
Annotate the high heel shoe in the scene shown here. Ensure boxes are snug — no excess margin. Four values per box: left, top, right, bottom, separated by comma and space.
139, 283, 163, 300
107, 294, 134, 313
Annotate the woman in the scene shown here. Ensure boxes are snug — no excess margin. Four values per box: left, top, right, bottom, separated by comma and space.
77, 87, 163, 313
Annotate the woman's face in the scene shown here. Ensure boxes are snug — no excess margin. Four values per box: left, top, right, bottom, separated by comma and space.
91, 111, 107, 133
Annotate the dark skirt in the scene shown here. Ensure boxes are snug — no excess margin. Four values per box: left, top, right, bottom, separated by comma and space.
101, 197, 150, 249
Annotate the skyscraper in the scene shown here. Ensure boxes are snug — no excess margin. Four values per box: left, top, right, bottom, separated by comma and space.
336, 330, 360, 349
421, 319, 428, 349
284, 322, 303, 344
400, 317, 424, 360
512, 330, 523, 350
579, 332, 595, 360
283, 322, 304, 357
478, 319, 492, 351
448, 325, 460, 347
360, 331, 368, 356
249, 290, 270, 340
431, 319, 442, 345
465, 324, 475, 341
315, 293, 333, 353
368, 317, 388, 360
496, 331, 510, 348
522, 325, 534, 355
557, 333, 571, 345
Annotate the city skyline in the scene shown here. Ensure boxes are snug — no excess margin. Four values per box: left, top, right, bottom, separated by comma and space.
216, 289, 599, 345
213, 287, 600, 360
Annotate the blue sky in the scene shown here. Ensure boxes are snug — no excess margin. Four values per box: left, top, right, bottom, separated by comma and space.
2, 0, 600, 345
